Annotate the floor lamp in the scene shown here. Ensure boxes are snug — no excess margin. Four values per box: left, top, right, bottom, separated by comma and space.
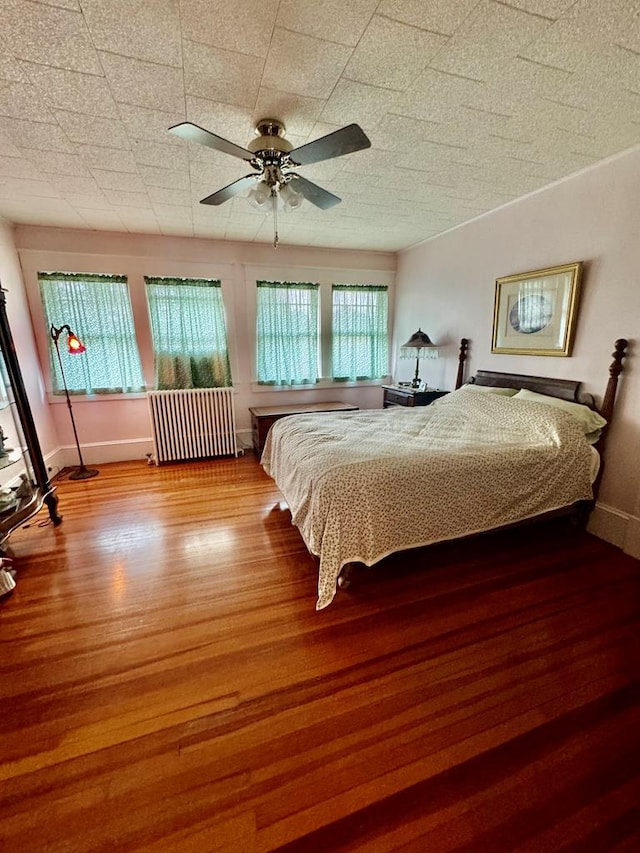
50, 323, 99, 480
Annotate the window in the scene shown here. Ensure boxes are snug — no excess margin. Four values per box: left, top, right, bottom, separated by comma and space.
331, 285, 388, 381
145, 277, 232, 389
38, 272, 145, 395
256, 281, 319, 385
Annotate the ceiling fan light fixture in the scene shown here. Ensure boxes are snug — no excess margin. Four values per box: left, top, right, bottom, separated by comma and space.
247, 183, 271, 209
280, 182, 304, 211
169, 117, 371, 246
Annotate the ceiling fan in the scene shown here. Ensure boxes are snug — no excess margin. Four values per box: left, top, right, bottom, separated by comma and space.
168, 118, 371, 246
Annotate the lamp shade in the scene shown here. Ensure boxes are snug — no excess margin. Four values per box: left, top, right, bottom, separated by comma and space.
67, 332, 86, 354
401, 328, 435, 349
399, 328, 439, 361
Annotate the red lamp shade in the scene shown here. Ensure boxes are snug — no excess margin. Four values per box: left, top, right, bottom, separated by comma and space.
67, 332, 86, 354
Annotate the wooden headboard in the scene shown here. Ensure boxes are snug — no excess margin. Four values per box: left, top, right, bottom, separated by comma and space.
468, 339, 628, 426
470, 369, 594, 411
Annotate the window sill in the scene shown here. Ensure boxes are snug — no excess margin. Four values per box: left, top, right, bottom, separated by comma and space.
250, 378, 389, 393
47, 391, 149, 403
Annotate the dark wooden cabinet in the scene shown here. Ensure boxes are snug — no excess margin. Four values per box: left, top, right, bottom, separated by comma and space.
249, 401, 358, 454
382, 385, 449, 408
0, 288, 62, 553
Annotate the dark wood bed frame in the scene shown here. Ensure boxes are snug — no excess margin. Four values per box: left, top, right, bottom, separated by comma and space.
337, 337, 629, 591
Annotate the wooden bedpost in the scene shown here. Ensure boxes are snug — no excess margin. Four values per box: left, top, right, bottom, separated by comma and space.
591, 338, 628, 500
455, 338, 469, 390
600, 338, 628, 429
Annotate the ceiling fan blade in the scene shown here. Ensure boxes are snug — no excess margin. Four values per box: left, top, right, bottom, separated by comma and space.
290, 175, 341, 209
169, 122, 254, 161
200, 174, 259, 205
289, 124, 371, 167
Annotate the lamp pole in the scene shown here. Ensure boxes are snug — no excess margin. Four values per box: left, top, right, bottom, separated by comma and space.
50, 324, 99, 481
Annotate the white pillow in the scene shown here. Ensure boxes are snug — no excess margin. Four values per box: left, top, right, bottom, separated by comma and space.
512, 388, 607, 434
462, 384, 518, 396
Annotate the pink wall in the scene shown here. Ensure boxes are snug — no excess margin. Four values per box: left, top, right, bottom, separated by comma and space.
14, 228, 395, 459
0, 221, 59, 455
396, 146, 640, 557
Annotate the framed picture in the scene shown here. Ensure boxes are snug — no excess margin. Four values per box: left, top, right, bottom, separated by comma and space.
492, 262, 582, 356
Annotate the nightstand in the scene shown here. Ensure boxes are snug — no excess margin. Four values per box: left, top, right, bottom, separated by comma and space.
382, 385, 449, 408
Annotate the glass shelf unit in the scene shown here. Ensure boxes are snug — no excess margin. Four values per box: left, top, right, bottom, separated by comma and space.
0, 286, 62, 550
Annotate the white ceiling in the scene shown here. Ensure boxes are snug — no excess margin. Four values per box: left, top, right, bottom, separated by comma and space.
1, 0, 639, 252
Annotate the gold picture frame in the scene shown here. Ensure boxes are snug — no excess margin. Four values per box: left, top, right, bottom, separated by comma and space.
492, 262, 582, 356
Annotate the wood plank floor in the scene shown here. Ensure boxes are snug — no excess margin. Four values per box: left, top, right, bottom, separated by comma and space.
1, 456, 639, 852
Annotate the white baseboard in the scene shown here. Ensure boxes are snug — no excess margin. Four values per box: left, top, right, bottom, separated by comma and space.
622, 514, 640, 560
51, 432, 255, 470
52, 438, 154, 470
588, 501, 640, 560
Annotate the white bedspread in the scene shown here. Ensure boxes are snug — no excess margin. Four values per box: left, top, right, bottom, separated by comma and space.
262, 389, 595, 610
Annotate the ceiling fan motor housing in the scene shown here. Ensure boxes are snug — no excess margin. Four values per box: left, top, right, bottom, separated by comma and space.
247, 118, 293, 156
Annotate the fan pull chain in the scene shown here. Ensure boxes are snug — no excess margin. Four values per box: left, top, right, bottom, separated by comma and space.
272, 190, 279, 248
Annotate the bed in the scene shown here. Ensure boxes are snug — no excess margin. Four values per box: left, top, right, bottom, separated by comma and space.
261, 339, 628, 610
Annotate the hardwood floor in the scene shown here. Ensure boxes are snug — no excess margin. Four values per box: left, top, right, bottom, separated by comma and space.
1, 456, 639, 852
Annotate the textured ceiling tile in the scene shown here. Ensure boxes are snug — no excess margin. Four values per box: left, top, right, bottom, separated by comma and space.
0, 129, 23, 158
559, 0, 638, 42
118, 103, 185, 145
487, 57, 571, 97
0, 177, 58, 197
2, 116, 75, 152
1, 205, 87, 227
102, 189, 151, 208
2, 0, 102, 73
0, 80, 55, 121
47, 174, 102, 195
185, 98, 253, 143
0, 50, 24, 83
138, 166, 191, 190
189, 160, 243, 191
591, 43, 640, 92
504, 0, 576, 15
79, 145, 138, 172
395, 69, 487, 122
517, 21, 593, 73
377, 0, 481, 36
99, 53, 184, 112
454, 0, 554, 52
0, 0, 637, 249
345, 16, 447, 91
77, 210, 126, 230
36, 1, 81, 10
275, 0, 378, 46
365, 113, 441, 152
430, 40, 506, 81
62, 192, 112, 209
180, 0, 279, 58
0, 155, 44, 180
183, 41, 262, 110
54, 110, 131, 148
90, 169, 146, 192
20, 62, 119, 117
81, 0, 182, 66
320, 79, 398, 129
26, 149, 90, 176
262, 29, 352, 99
147, 187, 192, 206
130, 139, 189, 170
